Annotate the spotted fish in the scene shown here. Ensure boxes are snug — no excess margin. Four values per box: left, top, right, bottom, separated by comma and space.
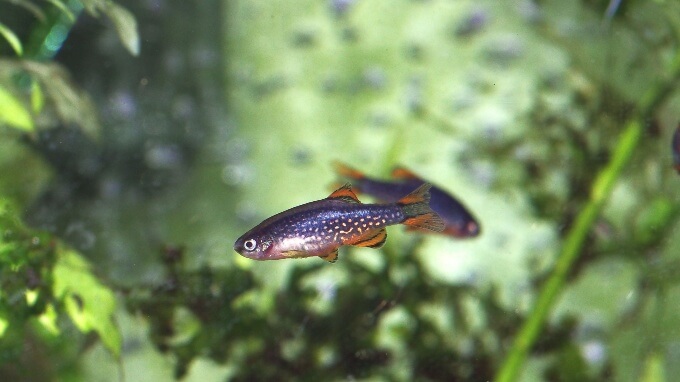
233, 183, 444, 263
334, 162, 480, 238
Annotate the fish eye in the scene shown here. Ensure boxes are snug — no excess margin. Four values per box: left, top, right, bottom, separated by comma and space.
243, 239, 257, 251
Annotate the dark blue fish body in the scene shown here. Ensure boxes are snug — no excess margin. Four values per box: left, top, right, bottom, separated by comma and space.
335, 162, 481, 238
234, 184, 444, 262
673, 124, 680, 173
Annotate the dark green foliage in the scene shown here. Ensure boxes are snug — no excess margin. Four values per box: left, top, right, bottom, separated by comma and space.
0, 201, 56, 332
0, 201, 121, 378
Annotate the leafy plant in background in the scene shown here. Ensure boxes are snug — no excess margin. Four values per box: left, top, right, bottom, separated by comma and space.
0, 0, 138, 136
0, 0, 138, 377
0, 200, 120, 360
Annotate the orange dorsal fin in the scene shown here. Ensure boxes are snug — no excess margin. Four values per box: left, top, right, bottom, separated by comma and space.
333, 161, 366, 180
327, 183, 361, 204
391, 166, 421, 180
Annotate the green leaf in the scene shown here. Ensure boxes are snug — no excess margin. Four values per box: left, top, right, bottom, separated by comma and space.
0, 22, 23, 56
640, 352, 666, 382
103, 3, 140, 56
4, 0, 46, 21
634, 198, 677, 245
53, 249, 121, 358
0, 84, 34, 132
37, 304, 60, 335
25, 290, 39, 306
45, 0, 77, 22
30, 80, 44, 113
0, 311, 8, 337
22, 61, 100, 138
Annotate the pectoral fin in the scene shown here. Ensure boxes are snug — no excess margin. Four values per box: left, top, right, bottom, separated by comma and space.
348, 228, 387, 249
320, 248, 339, 263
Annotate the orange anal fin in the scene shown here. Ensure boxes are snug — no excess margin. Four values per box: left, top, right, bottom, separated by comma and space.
327, 183, 361, 204
348, 228, 387, 248
391, 166, 421, 180
333, 161, 366, 180
320, 248, 339, 263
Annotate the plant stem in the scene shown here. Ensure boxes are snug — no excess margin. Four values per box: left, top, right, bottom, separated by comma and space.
494, 50, 680, 382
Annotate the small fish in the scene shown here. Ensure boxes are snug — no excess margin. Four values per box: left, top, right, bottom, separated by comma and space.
334, 162, 481, 238
673, 123, 680, 173
233, 183, 444, 263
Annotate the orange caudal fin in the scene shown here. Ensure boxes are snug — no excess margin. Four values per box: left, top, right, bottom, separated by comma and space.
397, 184, 445, 232
333, 161, 366, 181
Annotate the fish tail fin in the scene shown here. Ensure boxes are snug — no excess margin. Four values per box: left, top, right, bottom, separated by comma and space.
333, 161, 366, 181
397, 184, 445, 232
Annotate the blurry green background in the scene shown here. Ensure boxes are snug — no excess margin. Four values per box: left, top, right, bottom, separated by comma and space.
1, 0, 680, 381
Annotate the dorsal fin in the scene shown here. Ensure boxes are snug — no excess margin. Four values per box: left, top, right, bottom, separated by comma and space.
326, 183, 361, 204
333, 161, 366, 180
391, 166, 421, 180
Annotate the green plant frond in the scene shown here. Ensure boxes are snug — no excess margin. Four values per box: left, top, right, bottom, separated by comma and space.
0, 59, 99, 138
1, 0, 46, 21
0, 83, 33, 132
18, 60, 100, 138
101, 2, 139, 56
53, 249, 121, 358
0, 22, 23, 56
78, 0, 139, 56
44, 0, 76, 22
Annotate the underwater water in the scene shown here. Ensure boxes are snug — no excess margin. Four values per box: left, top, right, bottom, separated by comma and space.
0, 0, 680, 381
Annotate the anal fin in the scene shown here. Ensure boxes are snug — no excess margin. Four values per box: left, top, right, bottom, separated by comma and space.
349, 228, 387, 249
320, 248, 339, 263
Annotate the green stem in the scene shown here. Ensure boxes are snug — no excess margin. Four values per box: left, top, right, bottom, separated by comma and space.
494, 50, 680, 382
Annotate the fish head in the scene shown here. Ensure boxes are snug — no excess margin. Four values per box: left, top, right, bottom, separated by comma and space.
233, 232, 275, 260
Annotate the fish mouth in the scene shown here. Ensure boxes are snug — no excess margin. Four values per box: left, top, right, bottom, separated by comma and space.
233, 238, 251, 257
442, 221, 480, 238
466, 221, 480, 236
233, 238, 244, 253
